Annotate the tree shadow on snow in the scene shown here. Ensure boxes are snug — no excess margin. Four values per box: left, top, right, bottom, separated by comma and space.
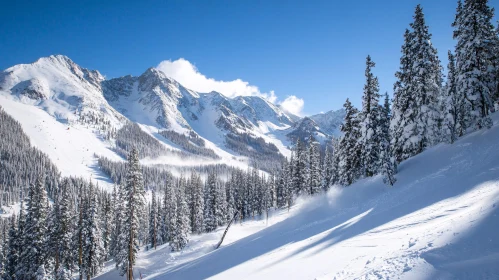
421, 198, 499, 280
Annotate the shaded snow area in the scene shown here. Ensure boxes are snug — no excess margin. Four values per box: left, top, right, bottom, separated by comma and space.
97, 114, 499, 280
94, 207, 294, 280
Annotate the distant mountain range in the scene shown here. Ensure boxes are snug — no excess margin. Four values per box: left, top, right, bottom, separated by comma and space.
0, 55, 345, 172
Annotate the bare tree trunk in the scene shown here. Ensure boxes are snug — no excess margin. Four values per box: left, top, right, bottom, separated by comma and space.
216, 211, 239, 249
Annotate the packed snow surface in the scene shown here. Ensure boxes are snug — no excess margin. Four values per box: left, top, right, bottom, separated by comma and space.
97, 113, 499, 280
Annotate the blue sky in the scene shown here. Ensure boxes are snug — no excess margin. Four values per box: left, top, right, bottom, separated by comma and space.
1, 0, 497, 115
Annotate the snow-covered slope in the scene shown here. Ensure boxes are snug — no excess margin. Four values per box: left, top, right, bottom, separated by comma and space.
97, 113, 499, 279
0, 94, 121, 190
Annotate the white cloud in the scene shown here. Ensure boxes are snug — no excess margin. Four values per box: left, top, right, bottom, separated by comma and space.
156, 58, 276, 101
279, 95, 304, 116
156, 58, 304, 116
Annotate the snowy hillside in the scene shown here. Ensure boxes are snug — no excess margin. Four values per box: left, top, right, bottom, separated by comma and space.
97, 113, 499, 279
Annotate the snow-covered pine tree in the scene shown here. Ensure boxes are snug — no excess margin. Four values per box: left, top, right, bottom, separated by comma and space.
391, 29, 415, 163
204, 172, 217, 232
52, 178, 74, 277
14, 196, 26, 279
225, 176, 236, 223
286, 154, 294, 211
453, 0, 498, 130
308, 139, 321, 195
148, 189, 158, 249
189, 172, 204, 234
275, 160, 287, 208
76, 194, 84, 278
101, 193, 113, 261
330, 137, 340, 185
81, 182, 104, 279
156, 201, 163, 245
410, 4, 443, 148
322, 145, 333, 191
110, 184, 124, 264
118, 148, 146, 280
17, 176, 49, 278
241, 171, 251, 219
292, 140, 307, 195
379, 93, 397, 186
163, 178, 177, 242
170, 180, 190, 252
359, 55, 382, 177
44, 198, 56, 275
391, 5, 443, 163
215, 179, 227, 226
5, 215, 18, 280
0, 222, 7, 279
262, 177, 272, 222
338, 99, 362, 186
442, 50, 466, 143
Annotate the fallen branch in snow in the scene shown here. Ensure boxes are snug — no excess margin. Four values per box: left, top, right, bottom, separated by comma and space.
215, 210, 240, 249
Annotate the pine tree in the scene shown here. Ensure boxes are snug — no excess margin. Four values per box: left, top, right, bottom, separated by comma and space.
101, 193, 113, 261
411, 5, 443, 148
18, 176, 49, 278
0, 222, 7, 279
14, 196, 26, 279
443, 50, 466, 143
331, 137, 341, 185
391, 29, 415, 163
391, 5, 443, 163
322, 145, 333, 191
214, 179, 227, 226
380, 93, 397, 186
118, 148, 146, 280
155, 201, 163, 245
148, 189, 158, 249
359, 55, 382, 177
163, 178, 177, 242
308, 139, 321, 195
262, 177, 272, 222
204, 172, 218, 232
453, 0, 498, 130
275, 160, 287, 208
110, 184, 124, 264
52, 178, 74, 277
292, 140, 307, 195
338, 99, 362, 186
170, 180, 190, 252
189, 172, 204, 234
81, 183, 104, 279
286, 154, 294, 211
225, 176, 236, 224
5, 215, 18, 280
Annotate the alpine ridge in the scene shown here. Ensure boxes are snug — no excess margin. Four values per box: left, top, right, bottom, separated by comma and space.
0, 55, 345, 182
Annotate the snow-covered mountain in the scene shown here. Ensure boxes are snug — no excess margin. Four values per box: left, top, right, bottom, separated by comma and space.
0, 55, 126, 127
0, 55, 345, 179
309, 108, 345, 137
